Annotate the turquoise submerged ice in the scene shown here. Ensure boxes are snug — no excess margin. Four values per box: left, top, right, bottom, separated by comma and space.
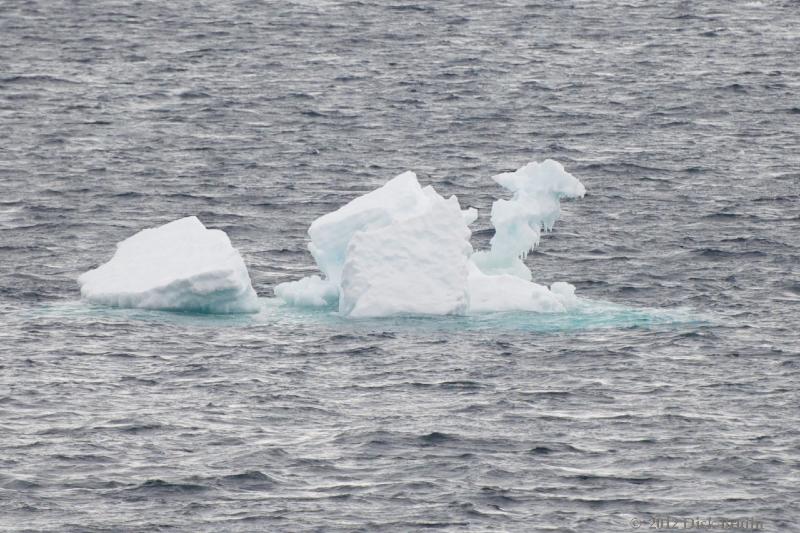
276, 159, 586, 318
78, 216, 260, 314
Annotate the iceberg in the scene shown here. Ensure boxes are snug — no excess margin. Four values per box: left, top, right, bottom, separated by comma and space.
275, 159, 586, 318
79, 216, 260, 314
275, 171, 475, 317
471, 159, 586, 280
467, 264, 566, 313
339, 186, 474, 317
274, 274, 337, 308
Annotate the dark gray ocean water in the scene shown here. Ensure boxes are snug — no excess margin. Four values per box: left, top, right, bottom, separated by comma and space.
2, 1, 799, 531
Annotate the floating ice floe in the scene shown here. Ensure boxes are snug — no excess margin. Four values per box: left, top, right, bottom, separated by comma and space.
78, 216, 260, 314
276, 159, 586, 317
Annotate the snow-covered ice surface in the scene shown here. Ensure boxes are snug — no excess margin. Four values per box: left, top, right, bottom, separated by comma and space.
78, 216, 259, 313
277, 171, 475, 317
471, 159, 586, 280
276, 160, 586, 317
339, 187, 473, 317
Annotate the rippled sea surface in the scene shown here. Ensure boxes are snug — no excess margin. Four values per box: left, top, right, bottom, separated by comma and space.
2, 1, 799, 531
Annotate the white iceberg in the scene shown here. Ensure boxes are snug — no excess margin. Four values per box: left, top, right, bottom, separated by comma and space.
275, 159, 586, 318
276, 171, 475, 317
471, 159, 586, 280
79, 216, 260, 314
274, 274, 337, 307
467, 264, 566, 313
339, 186, 474, 317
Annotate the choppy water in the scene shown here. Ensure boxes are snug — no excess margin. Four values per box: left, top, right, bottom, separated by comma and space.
1, 0, 799, 531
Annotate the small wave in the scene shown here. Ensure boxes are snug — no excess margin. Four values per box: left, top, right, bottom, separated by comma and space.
565, 473, 658, 485
177, 89, 211, 99
719, 83, 748, 92
127, 479, 210, 494
51, 454, 116, 464
3, 478, 41, 490
438, 380, 483, 390
528, 443, 585, 455
387, 4, 435, 12
479, 486, 521, 505
0, 75, 79, 85
218, 470, 279, 491
694, 248, 767, 259
419, 431, 457, 446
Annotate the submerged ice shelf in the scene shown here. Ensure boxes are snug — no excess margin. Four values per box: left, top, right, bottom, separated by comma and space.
276, 159, 586, 318
78, 160, 586, 317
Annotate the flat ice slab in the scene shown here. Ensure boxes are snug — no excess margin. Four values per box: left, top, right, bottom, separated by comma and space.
79, 216, 260, 314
